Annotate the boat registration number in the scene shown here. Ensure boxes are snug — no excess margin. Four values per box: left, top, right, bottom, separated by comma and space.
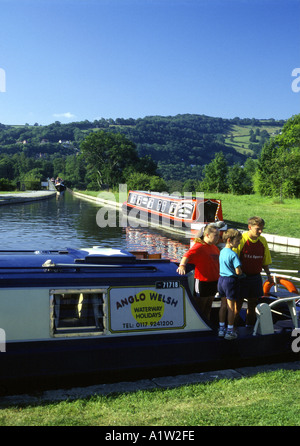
155, 281, 180, 289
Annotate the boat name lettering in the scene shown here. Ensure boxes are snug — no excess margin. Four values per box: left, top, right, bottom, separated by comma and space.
116, 293, 146, 309
116, 292, 178, 309
150, 292, 178, 306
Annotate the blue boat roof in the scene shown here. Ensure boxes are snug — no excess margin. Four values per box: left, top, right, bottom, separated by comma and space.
0, 246, 179, 288
0, 247, 136, 268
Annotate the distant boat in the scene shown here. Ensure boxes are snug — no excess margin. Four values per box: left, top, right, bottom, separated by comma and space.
54, 177, 66, 192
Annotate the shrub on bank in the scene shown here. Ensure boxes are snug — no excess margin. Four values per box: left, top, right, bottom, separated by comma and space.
0, 178, 15, 191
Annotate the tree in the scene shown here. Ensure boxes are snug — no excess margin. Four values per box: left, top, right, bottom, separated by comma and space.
257, 114, 300, 198
126, 172, 167, 192
182, 179, 198, 194
200, 152, 228, 193
53, 157, 66, 179
80, 131, 140, 189
149, 175, 167, 192
64, 154, 87, 189
0, 156, 15, 180
227, 163, 253, 195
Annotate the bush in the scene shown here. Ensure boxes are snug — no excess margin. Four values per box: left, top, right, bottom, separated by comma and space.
0, 178, 15, 191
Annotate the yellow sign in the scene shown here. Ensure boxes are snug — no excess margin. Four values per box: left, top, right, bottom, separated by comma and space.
109, 286, 185, 332
130, 290, 165, 325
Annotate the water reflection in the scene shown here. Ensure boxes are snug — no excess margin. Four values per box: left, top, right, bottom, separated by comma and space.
125, 226, 300, 270
125, 227, 189, 262
0, 192, 125, 251
270, 251, 299, 273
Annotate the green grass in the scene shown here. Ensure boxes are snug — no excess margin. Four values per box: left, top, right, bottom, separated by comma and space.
208, 193, 300, 238
75, 190, 119, 201
0, 369, 299, 426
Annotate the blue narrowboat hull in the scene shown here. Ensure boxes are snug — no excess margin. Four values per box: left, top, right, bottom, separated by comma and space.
0, 247, 298, 394
1, 327, 296, 394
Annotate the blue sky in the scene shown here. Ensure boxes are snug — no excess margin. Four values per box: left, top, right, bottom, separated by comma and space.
0, 0, 299, 125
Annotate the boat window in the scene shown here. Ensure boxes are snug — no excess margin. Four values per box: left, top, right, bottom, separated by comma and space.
129, 194, 137, 204
50, 289, 106, 337
176, 202, 194, 219
169, 203, 176, 215
147, 198, 154, 209
161, 201, 167, 213
142, 196, 148, 206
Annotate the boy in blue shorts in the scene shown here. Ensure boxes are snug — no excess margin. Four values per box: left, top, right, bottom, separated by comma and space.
218, 229, 242, 340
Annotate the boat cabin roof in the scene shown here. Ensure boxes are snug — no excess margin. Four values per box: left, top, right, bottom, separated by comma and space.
0, 247, 135, 267
0, 247, 179, 288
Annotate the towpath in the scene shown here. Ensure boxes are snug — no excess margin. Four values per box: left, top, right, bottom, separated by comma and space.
1, 360, 299, 405
0, 190, 56, 205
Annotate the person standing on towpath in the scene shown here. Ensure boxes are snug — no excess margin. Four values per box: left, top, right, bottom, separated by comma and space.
177, 225, 220, 320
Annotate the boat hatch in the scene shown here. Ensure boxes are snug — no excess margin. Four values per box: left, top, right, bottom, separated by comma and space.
203, 200, 220, 222
81, 247, 136, 264
50, 289, 107, 337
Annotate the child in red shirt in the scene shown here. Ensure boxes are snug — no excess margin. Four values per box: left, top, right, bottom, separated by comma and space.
177, 225, 220, 320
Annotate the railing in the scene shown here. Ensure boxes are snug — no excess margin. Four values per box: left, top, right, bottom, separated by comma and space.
269, 296, 299, 328
254, 270, 300, 335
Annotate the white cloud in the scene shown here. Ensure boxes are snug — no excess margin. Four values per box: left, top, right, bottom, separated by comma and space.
53, 112, 76, 119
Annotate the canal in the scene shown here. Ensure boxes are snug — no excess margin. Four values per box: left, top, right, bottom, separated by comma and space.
0, 191, 298, 272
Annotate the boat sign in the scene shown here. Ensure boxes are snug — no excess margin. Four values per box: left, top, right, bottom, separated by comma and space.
108, 286, 186, 333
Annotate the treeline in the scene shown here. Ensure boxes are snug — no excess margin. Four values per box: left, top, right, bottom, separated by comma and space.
0, 115, 284, 165
0, 114, 289, 195
88, 114, 283, 182
0, 152, 88, 191
197, 115, 300, 198
256, 114, 300, 198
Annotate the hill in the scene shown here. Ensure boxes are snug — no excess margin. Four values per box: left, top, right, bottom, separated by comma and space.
108, 115, 283, 180
224, 121, 283, 157
0, 115, 284, 182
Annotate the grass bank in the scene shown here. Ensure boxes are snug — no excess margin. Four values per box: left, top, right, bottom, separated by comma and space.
76, 190, 300, 238
0, 369, 299, 426
209, 193, 300, 238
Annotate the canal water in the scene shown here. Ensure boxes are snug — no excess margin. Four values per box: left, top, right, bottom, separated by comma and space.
0, 191, 298, 272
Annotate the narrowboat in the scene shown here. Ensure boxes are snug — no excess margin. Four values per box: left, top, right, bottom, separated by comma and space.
54, 177, 65, 192
0, 246, 299, 394
122, 190, 224, 232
